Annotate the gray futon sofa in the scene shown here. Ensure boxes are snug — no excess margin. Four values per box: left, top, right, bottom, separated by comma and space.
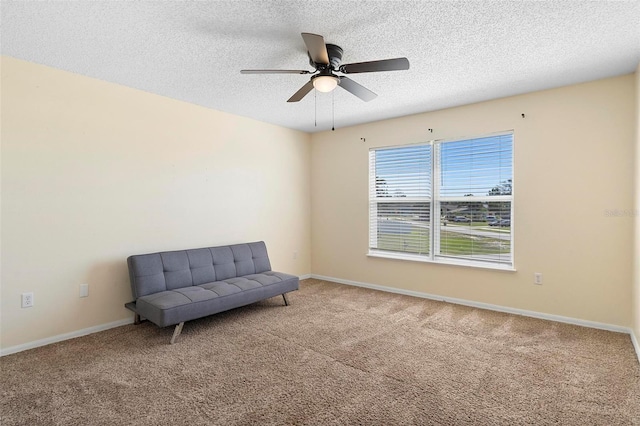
125, 241, 299, 343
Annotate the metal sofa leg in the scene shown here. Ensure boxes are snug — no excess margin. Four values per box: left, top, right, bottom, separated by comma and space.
282, 293, 290, 306
134, 314, 141, 325
170, 322, 184, 344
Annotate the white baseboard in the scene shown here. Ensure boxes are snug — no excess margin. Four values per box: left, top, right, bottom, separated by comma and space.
4, 276, 638, 365
310, 274, 640, 362
0, 317, 134, 357
631, 330, 640, 364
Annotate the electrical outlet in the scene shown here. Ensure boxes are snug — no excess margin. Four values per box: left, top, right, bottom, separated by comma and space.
21, 292, 34, 308
80, 283, 89, 298
534, 272, 543, 285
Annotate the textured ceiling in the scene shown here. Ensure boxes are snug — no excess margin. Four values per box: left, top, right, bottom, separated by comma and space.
2, 1, 639, 133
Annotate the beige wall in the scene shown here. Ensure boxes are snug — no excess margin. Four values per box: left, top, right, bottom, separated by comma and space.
634, 63, 640, 345
311, 75, 636, 327
1, 57, 311, 350
1, 55, 637, 352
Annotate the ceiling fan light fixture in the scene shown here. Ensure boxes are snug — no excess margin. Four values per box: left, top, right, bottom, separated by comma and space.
313, 75, 339, 92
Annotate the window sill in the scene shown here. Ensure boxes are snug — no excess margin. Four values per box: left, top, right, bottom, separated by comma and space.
367, 251, 516, 272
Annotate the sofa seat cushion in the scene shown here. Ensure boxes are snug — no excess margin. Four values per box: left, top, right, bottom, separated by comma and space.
135, 272, 298, 327
138, 287, 222, 312
202, 277, 263, 292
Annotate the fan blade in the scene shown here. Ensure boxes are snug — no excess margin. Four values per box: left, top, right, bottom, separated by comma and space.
339, 57, 410, 74
338, 77, 377, 102
241, 69, 311, 74
287, 80, 315, 102
301, 33, 329, 65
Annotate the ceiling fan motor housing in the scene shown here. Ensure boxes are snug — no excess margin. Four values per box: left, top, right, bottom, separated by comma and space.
309, 43, 344, 70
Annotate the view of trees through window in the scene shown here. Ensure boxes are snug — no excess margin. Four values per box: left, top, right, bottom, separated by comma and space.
369, 133, 513, 266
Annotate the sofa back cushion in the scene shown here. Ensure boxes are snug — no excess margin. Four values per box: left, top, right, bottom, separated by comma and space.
127, 241, 272, 298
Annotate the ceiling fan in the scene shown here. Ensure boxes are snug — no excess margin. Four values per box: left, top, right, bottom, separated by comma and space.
241, 33, 410, 103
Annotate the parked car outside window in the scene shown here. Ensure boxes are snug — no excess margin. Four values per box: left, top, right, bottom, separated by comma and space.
453, 216, 471, 222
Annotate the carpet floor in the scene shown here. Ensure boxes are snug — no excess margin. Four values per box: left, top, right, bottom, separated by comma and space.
2, 278, 639, 425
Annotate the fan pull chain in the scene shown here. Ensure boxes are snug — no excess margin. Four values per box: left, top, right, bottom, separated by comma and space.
332, 90, 335, 131
314, 90, 317, 127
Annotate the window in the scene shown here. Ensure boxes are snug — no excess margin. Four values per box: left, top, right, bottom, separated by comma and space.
369, 132, 513, 269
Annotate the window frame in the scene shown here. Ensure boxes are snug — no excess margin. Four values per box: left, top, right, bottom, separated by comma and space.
368, 131, 515, 271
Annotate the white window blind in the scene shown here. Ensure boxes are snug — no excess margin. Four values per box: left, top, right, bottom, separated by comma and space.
369, 132, 513, 268
369, 145, 431, 256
